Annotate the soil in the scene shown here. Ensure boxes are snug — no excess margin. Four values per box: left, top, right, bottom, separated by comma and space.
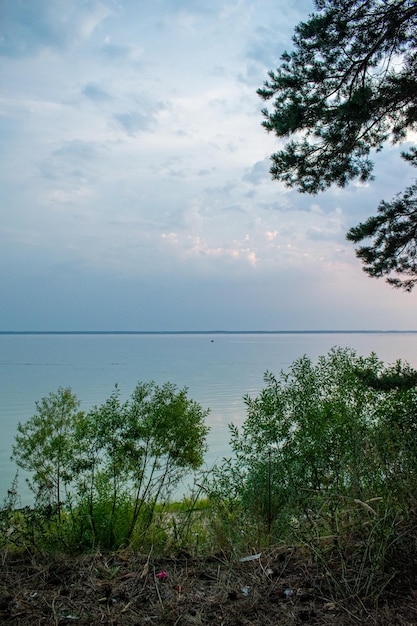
1, 547, 416, 625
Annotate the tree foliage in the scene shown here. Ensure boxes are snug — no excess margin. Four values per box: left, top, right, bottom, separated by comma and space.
73, 381, 210, 547
212, 348, 417, 539
346, 153, 417, 290
12, 381, 210, 550
12, 387, 83, 515
258, 0, 417, 289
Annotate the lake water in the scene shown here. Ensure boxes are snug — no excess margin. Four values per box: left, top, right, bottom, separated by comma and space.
2, 331, 417, 505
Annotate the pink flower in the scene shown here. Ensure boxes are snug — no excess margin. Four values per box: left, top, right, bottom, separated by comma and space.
156, 571, 168, 580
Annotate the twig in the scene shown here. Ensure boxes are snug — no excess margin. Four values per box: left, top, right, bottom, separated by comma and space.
153, 566, 164, 606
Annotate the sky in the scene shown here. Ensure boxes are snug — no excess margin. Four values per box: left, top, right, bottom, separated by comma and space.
1, 0, 416, 331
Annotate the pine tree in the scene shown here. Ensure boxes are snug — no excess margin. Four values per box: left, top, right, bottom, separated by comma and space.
259, 0, 417, 289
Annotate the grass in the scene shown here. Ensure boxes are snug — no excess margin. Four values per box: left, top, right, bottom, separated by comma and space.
1, 489, 417, 625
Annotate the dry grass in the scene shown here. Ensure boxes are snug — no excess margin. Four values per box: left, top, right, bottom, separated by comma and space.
1, 546, 416, 625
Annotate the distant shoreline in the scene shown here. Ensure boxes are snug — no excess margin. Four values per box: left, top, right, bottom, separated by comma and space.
1, 330, 417, 335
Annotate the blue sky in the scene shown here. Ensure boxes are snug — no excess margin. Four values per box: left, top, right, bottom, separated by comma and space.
1, 0, 416, 331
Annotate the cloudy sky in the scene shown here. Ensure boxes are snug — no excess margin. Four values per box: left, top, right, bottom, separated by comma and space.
1, 0, 416, 331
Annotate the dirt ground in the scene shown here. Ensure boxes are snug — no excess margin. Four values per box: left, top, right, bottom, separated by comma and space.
1, 547, 416, 625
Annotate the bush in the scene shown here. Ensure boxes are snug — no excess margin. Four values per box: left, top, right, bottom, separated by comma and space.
11, 381, 210, 551
210, 347, 417, 593
12, 387, 83, 520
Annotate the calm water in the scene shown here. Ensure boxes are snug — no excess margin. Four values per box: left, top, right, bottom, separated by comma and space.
2, 332, 417, 504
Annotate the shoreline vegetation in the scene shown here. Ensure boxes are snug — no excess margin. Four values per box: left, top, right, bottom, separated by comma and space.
1, 347, 417, 624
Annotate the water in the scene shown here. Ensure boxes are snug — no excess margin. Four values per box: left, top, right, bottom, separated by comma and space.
2, 331, 417, 505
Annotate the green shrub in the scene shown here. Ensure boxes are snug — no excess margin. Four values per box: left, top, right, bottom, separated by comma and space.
11, 381, 210, 551
210, 347, 417, 592
12, 387, 83, 519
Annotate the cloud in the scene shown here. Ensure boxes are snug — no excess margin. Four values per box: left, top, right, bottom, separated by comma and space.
243, 159, 270, 185
306, 227, 341, 241
1, 0, 417, 331
39, 140, 99, 181
113, 98, 167, 136
82, 83, 113, 102
52, 140, 98, 161
265, 230, 279, 241
114, 111, 152, 135
98, 40, 144, 65
0, 0, 111, 57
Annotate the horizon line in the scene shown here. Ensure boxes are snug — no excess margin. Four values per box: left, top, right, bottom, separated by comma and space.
1, 330, 417, 335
